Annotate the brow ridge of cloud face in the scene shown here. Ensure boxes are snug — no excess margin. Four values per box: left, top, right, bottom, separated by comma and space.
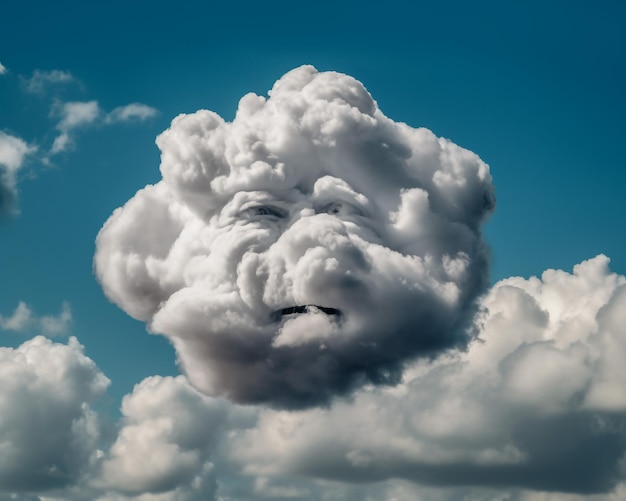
95, 65, 495, 408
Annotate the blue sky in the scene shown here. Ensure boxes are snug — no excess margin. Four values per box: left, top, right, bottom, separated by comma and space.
1, 1, 626, 499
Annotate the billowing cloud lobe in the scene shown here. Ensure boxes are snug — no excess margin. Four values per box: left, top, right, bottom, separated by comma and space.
95, 65, 495, 407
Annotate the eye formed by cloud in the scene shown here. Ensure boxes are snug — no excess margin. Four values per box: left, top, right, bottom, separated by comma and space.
0, 336, 109, 493
95, 65, 495, 408
0, 300, 72, 336
22, 69, 77, 94
230, 255, 626, 495
105, 104, 158, 124
0, 131, 36, 216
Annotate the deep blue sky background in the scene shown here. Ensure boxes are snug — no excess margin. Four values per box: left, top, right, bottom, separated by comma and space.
1, 0, 625, 405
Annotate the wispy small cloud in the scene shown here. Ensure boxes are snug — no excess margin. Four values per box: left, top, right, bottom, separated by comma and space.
49, 100, 157, 155
50, 100, 100, 154
0, 61, 7, 75
0, 301, 73, 336
105, 103, 158, 124
0, 131, 36, 216
23, 69, 76, 94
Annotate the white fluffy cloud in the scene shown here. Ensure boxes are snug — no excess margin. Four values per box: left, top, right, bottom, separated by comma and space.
95, 376, 229, 497
0, 62, 6, 75
230, 255, 626, 494
3, 254, 626, 500
0, 301, 72, 336
0, 131, 36, 216
105, 104, 158, 124
50, 100, 158, 155
95, 65, 495, 408
0, 336, 109, 494
50, 100, 101, 154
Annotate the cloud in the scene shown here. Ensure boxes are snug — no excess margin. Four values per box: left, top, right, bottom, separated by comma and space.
50, 100, 100, 154
105, 104, 158, 124
0, 131, 36, 216
0, 62, 6, 75
2, 258, 625, 501
0, 301, 72, 336
95, 65, 495, 408
95, 376, 229, 497
0, 336, 109, 494
230, 255, 626, 495
22, 69, 76, 94
49, 101, 157, 155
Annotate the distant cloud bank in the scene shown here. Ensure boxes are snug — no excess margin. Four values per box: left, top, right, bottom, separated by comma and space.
3, 254, 626, 499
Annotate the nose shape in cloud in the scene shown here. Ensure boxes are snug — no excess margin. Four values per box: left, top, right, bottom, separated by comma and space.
95, 65, 494, 408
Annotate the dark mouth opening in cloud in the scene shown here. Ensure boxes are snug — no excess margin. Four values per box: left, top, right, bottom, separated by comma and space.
276, 305, 342, 318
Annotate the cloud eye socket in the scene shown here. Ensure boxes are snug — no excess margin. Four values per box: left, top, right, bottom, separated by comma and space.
240, 204, 287, 219
320, 201, 362, 217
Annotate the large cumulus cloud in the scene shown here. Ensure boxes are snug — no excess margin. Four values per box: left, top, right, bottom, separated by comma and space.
230, 255, 626, 495
95, 376, 233, 499
4, 255, 626, 500
95, 65, 495, 408
0, 336, 109, 494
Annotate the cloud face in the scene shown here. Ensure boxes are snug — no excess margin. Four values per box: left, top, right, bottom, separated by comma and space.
0, 336, 109, 493
95, 66, 495, 408
0, 131, 35, 216
231, 256, 626, 494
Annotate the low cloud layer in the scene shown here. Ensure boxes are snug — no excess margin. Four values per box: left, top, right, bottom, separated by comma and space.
231, 255, 626, 494
95, 65, 495, 408
0, 336, 109, 493
94, 375, 234, 500
3, 255, 626, 499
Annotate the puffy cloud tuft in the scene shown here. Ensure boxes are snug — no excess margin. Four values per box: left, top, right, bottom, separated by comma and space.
231, 256, 626, 494
0, 336, 109, 493
0, 301, 72, 336
0, 62, 6, 75
50, 101, 100, 154
0, 131, 36, 216
49, 101, 158, 155
95, 375, 240, 500
95, 65, 495, 408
